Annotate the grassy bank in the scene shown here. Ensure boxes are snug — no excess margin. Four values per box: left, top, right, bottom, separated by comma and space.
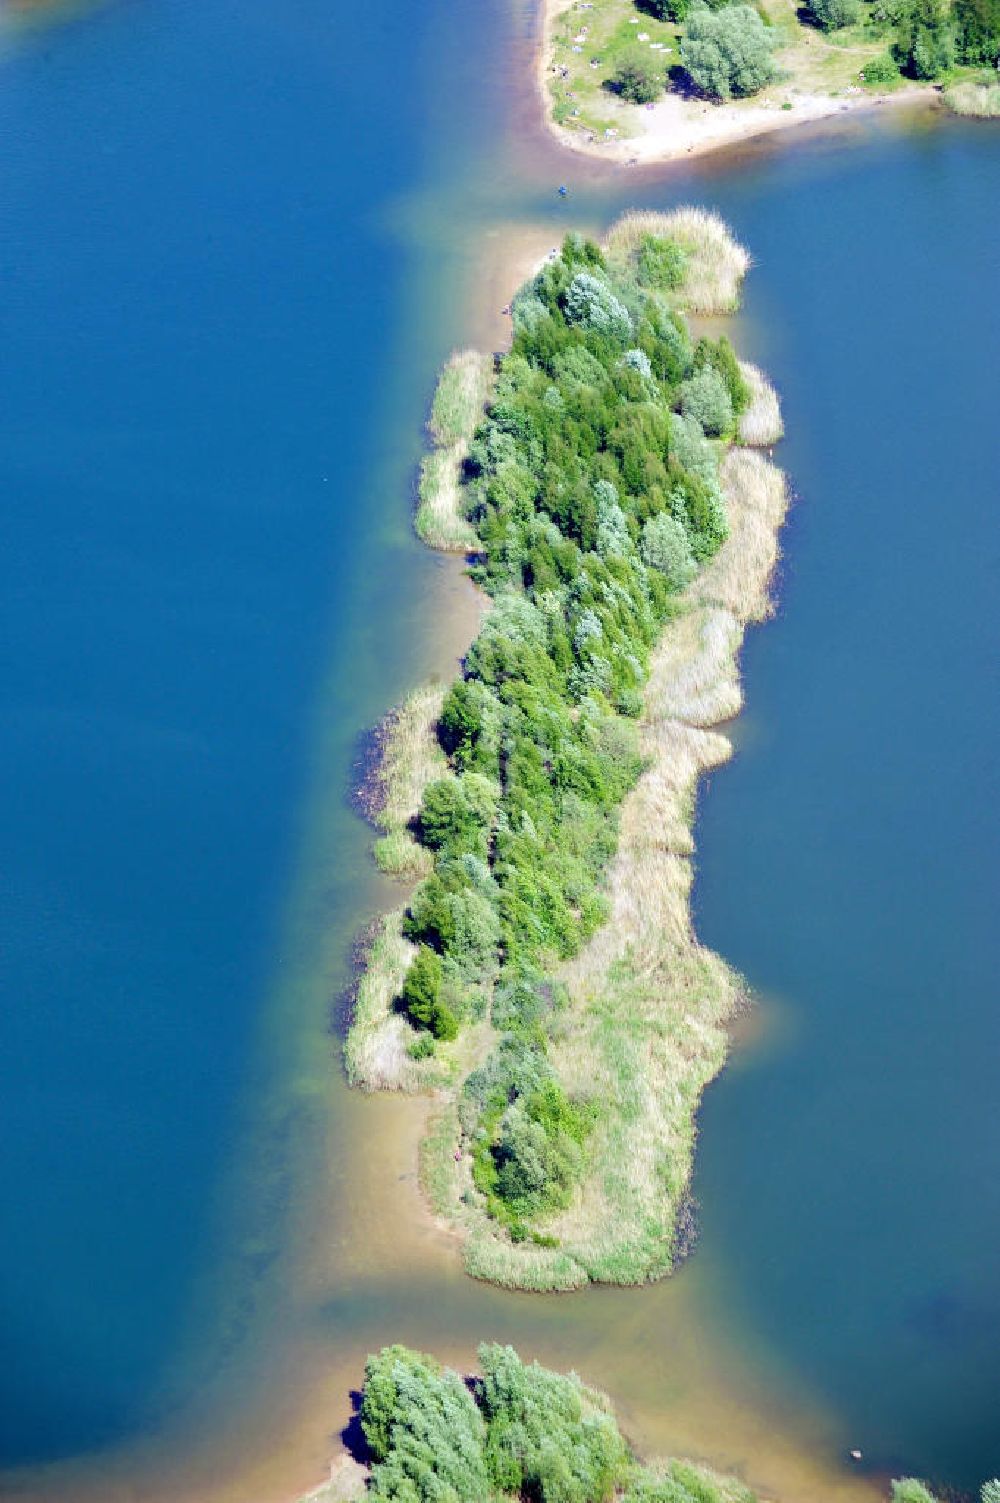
301, 1341, 967, 1503
347, 209, 789, 1290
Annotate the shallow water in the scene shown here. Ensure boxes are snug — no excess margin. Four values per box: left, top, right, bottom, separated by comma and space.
1, 2, 998, 1498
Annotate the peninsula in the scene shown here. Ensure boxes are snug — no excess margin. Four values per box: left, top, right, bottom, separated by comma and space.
540, 0, 999, 164
347, 208, 789, 1291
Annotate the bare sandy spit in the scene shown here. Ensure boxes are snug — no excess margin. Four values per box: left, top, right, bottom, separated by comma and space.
539, 0, 935, 166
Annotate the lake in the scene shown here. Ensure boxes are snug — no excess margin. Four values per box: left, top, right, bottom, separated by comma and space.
0, 2, 997, 1497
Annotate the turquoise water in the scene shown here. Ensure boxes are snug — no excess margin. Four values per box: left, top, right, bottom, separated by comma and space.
1, 1, 998, 1495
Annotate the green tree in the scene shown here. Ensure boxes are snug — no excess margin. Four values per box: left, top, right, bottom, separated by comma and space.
679, 367, 734, 435
981, 1484, 1000, 1503
681, 4, 777, 98
400, 945, 458, 1040
479, 1343, 630, 1503
807, 0, 861, 27
609, 48, 664, 103
637, 233, 688, 291
641, 513, 696, 589
359, 1346, 491, 1502
953, 0, 1000, 61
894, 0, 952, 76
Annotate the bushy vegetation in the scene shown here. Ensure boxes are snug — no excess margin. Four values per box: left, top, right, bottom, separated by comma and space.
680, 6, 777, 100
806, 0, 861, 28
360, 1346, 490, 1501
357, 1343, 752, 1503
351, 1342, 951, 1503
384, 230, 747, 1240
610, 49, 665, 102
953, 0, 1000, 60
893, 0, 953, 74
861, 50, 903, 80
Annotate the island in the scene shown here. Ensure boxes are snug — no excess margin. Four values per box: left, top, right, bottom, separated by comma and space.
346, 209, 789, 1291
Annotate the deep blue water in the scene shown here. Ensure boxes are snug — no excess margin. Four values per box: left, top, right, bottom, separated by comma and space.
690, 128, 1000, 1485
1, 1, 999, 1496
0, 0, 485, 1465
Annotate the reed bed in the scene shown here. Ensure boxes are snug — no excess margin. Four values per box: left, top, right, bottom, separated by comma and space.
605, 207, 751, 314
344, 912, 423, 1092
944, 79, 1000, 116
416, 350, 493, 551
695, 449, 789, 624
370, 684, 447, 878
738, 360, 784, 446
645, 605, 743, 730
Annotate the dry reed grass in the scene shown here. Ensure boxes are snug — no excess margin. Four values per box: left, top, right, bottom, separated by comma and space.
344, 911, 424, 1092
645, 605, 743, 729
416, 350, 493, 552
371, 684, 447, 878
694, 450, 789, 624
604, 207, 751, 314
738, 360, 784, 446
944, 79, 1000, 116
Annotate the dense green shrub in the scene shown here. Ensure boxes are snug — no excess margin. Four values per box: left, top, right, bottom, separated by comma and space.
399, 945, 458, 1040
355, 1341, 944, 1503
893, 0, 952, 75
479, 1344, 630, 1503
609, 49, 665, 103
954, 0, 1000, 60
861, 50, 901, 79
642, 512, 697, 588
891, 1482, 941, 1503
693, 334, 749, 413
360, 1345, 491, 1501
681, 5, 777, 98
807, 0, 861, 27
637, 233, 689, 291
564, 272, 634, 338
679, 368, 734, 435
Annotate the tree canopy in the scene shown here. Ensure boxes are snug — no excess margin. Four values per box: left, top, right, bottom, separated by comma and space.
681, 5, 777, 99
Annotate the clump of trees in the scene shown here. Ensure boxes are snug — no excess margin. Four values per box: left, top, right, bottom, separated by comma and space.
681, 5, 777, 99
953, 0, 1000, 61
394, 230, 749, 1237
610, 48, 665, 102
893, 0, 953, 73
806, 0, 861, 29
357, 1341, 959, 1503
359, 1343, 736, 1503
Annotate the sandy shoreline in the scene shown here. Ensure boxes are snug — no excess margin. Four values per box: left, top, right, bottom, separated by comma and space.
538, 0, 935, 166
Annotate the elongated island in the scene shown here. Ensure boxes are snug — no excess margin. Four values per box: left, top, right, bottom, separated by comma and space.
347, 209, 787, 1292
